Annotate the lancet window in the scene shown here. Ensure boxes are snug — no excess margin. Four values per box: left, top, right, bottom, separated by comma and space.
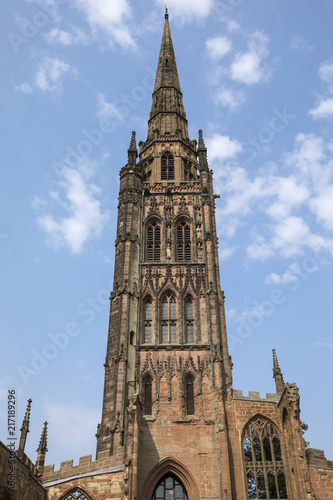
144, 378, 152, 415
161, 152, 174, 180
185, 298, 194, 343
185, 377, 195, 415
176, 221, 191, 262
152, 474, 188, 500
161, 292, 177, 343
144, 298, 152, 343
243, 416, 288, 500
147, 220, 161, 262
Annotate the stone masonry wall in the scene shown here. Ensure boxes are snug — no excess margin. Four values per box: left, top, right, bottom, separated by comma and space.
0, 441, 46, 500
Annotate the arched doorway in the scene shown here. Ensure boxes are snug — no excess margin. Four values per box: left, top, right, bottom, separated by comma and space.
152, 473, 188, 500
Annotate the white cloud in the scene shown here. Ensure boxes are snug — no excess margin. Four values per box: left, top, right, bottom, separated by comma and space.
156, 0, 214, 22
310, 185, 333, 231
309, 61, 333, 120
73, 0, 135, 49
265, 261, 319, 286
290, 35, 313, 54
44, 26, 89, 45
214, 87, 246, 110
15, 82, 33, 94
319, 62, 333, 90
309, 97, 333, 120
210, 130, 333, 262
97, 93, 124, 124
246, 237, 274, 261
35, 57, 71, 94
230, 31, 270, 85
206, 133, 242, 162
271, 216, 311, 257
35, 158, 109, 254
206, 36, 232, 60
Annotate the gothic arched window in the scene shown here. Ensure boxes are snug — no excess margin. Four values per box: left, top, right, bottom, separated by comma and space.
60, 488, 92, 500
144, 299, 152, 343
161, 292, 177, 343
147, 220, 161, 262
243, 416, 288, 500
144, 378, 152, 415
185, 377, 195, 415
152, 474, 188, 500
177, 221, 191, 262
161, 152, 174, 180
185, 298, 194, 343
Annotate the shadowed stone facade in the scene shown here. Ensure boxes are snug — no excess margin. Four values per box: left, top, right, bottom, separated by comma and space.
1, 9, 332, 500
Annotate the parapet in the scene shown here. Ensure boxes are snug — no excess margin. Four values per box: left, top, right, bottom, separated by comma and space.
42, 448, 124, 484
232, 389, 279, 403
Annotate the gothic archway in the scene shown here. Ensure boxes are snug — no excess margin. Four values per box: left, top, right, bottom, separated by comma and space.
141, 457, 199, 500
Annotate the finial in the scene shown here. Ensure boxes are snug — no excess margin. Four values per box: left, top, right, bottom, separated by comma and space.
198, 129, 206, 150
21, 398, 32, 432
129, 131, 137, 151
165, 6, 168, 19
272, 349, 285, 394
37, 421, 48, 453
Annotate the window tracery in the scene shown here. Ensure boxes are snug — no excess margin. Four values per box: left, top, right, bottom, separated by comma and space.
152, 474, 188, 500
144, 299, 152, 343
176, 221, 191, 262
243, 416, 288, 499
60, 488, 92, 500
161, 292, 177, 343
185, 298, 194, 343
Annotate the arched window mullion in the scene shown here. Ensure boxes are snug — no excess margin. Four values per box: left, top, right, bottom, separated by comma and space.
243, 416, 288, 500
161, 292, 177, 343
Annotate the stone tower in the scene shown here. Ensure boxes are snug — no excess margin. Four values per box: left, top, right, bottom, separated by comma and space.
18, 10, 332, 500
95, 9, 233, 470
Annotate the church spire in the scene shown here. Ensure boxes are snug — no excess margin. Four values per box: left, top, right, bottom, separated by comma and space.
153, 9, 181, 94
272, 348, 285, 394
146, 10, 189, 142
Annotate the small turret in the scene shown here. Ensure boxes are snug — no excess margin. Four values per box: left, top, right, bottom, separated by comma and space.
128, 131, 138, 166
198, 129, 209, 171
272, 348, 285, 394
18, 398, 32, 457
36, 421, 48, 470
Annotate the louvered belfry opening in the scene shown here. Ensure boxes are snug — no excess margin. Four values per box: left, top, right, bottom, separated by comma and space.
177, 221, 191, 262
147, 221, 161, 261
161, 152, 174, 180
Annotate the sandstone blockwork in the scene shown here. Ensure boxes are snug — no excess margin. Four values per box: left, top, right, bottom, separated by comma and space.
1, 9, 332, 500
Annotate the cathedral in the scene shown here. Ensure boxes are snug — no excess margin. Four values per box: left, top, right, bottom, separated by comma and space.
1, 10, 332, 500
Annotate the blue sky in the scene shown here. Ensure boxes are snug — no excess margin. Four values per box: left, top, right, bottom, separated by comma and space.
1, 0, 333, 469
